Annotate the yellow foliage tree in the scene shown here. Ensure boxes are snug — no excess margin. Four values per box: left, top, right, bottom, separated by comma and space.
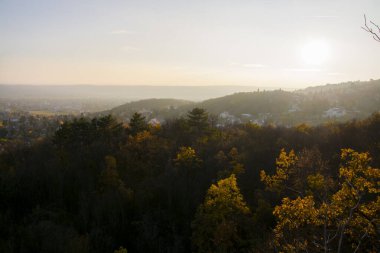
174, 146, 202, 169
114, 246, 128, 253
192, 174, 254, 253
262, 149, 380, 252
260, 149, 300, 194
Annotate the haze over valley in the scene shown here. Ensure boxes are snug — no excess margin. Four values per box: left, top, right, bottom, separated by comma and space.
1, 1, 380, 252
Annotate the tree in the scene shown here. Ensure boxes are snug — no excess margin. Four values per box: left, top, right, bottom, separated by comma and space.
216, 148, 245, 179
129, 112, 148, 135
114, 246, 128, 253
0, 125, 7, 138
262, 149, 380, 252
362, 14, 380, 42
122, 131, 170, 181
192, 174, 254, 253
332, 149, 380, 252
173, 146, 202, 172
173, 146, 203, 201
187, 108, 209, 134
54, 115, 123, 149
98, 155, 132, 195
260, 149, 300, 195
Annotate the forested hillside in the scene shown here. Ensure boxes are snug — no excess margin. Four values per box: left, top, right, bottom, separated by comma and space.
108, 98, 194, 120
105, 79, 380, 126
1, 110, 379, 252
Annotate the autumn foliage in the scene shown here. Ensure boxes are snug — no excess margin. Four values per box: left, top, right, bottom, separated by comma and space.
1, 111, 380, 252
262, 149, 380, 252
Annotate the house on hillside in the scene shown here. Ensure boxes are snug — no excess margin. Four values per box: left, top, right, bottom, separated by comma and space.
219, 111, 241, 125
323, 107, 346, 118
148, 118, 161, 126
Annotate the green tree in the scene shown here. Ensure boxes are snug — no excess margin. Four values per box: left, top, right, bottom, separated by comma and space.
129, 112, 148, 135
54, 115, 123, 149
187, 108, 209, 134
0, 125, 7, 138
98, 155, 132, 196
192, 174, 254, 253
216, 148, 245, 179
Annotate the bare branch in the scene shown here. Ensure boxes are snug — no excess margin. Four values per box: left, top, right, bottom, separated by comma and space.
327, 227, 340, 244
284, 185, 304, 197
353, 230, 368, 253
370, 21, 380, 33
337, 195, 362, 253
362, 14, 380, 42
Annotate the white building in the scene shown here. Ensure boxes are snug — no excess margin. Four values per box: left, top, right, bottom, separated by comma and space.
323, 107, 346, 118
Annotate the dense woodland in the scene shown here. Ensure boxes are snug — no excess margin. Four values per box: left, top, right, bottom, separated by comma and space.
0, 108, 379, 252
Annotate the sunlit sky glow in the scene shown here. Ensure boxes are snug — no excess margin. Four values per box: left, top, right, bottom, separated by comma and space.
0, 0, 379, 88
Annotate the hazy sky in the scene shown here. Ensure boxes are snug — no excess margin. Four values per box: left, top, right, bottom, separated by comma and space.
0, 0, 379, 88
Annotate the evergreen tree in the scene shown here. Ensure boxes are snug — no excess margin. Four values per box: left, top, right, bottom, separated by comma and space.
129, 112, 148, 135
187, 108, 209, 134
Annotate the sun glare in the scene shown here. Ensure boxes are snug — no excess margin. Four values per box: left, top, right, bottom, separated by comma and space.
300, 40, 330, 65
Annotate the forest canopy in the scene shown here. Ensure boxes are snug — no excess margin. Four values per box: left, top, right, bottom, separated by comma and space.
0, 111, 380, 252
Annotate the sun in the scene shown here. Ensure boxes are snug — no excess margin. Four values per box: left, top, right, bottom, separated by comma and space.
300, 40, 330, 65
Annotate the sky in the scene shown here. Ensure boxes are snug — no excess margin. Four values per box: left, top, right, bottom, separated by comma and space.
0, 0, 379, 88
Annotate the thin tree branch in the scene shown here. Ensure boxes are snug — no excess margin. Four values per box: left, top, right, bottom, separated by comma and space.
337, 195, 362, 253
362, 14, 380, 42
370, 21, 380, 33
284, 185, 304, 197
353, 231, 368, 253
327, 229, 339, 244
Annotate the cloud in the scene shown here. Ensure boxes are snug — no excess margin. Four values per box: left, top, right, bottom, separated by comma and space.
111, 30, 135, 35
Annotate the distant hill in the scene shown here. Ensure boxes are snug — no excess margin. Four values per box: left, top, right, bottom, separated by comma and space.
296, 79, 380, 115
298, 79, 380, 94
0, 85, 263, 101
103, 98, 194, 121
110, 98, 193, 114
197, 90, 296, 115
106, 79, 380, 126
